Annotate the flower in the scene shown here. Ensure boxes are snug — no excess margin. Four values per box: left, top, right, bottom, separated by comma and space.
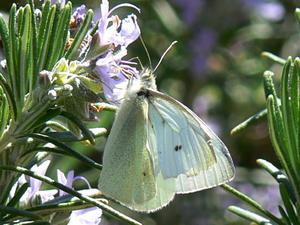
88, 0, 142, 105
51, 0, 65, 9
95, 48, 140, 104
242, 0, 285, 21
72, 5, 87, 26
68, 207, 102, 225
14, 160, 57, 207
57, 169, 91, 196
97, 0, 140, 49
57, 169, 102, 225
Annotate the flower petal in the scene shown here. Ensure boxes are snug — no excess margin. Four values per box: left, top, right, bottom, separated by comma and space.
68, 207, 102, 225
119, 14, 140, 47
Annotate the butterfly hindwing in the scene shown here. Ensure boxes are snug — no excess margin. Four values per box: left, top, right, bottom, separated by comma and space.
146, 89, 235, 193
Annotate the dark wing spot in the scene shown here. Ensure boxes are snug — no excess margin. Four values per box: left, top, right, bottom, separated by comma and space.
174, 145, 182, 151
143, 172, 146, 176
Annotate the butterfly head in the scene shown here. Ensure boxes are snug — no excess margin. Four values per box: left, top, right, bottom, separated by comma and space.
140, 68, 157, 90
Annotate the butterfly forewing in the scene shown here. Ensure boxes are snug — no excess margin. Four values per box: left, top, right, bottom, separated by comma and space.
98, 93, 156, 207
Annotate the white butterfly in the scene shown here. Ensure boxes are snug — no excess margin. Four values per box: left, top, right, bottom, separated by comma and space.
98, 69, 235, 212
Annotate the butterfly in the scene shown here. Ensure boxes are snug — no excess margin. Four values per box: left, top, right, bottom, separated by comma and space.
98, 68, 235, 212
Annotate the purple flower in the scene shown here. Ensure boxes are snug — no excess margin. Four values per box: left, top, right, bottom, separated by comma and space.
51, 0, 65, 9
97, 0, 140, 49
57, 169, 91, 196
242, 0, 285, 21
68, 207, 102, 225
95, 48, 140, 104
72, 5, 87, 27
14, 160, 58, 206
92, 0, 141, 104
57, 169, 102, 225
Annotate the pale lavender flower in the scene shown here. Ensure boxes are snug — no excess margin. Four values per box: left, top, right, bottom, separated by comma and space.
57, 170, 102, 225
51, 0, 65, 9
72, 5, 87, 26
68, 207, 102, 225
57, 169, 91, 196
242, 0, 285, 21
16, 160, 57, 206
95, 48, 140, 104
97, 0, 140, 49
92, 0, 141, 104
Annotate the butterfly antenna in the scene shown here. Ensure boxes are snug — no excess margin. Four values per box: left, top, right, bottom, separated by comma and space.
140, 35, 152, 70
129, 56, 144, 70
153, 41, 177, 73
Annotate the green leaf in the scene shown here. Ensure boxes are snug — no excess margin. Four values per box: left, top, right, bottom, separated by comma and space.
261, 52, 286, 65
14, 99, 52, 134
292, 58, 300, 160
30, 108, 62, 130
278, 206, 292, 225
7, 4, 18, 90
65, 9, 94, 60
29, 0, 39, 87
37, 0, 50, 49
0, 92, 10, 136
279, 183, 300, 225
21, 146, 102, 170
0, 73, 17, 120
19, 133, 101, 170
0, 172, 20, 204
27, 197, 101, 215
38, 4, 57, 72
0, 165, 142, 225
266, 95, 300, 196
7, 183, 29, 208
46, 2, 72, 70
257, 159, 296, 203
15, 222, 50, 225
60, 111, 95, 144
45, 128, 107, 142
231, 108, 267, 135
221, 184, 283, 224
228, 206, 274, 225
0, 205, 42, 221
78, 75, 103, 94
0, 11, 13, 83
19, 5, 32, 108
281, 59, 298, 167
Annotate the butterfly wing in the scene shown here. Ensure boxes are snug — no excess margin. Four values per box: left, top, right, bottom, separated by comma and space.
98, 93, 157, 207
147, 89, 235, 194
98, 92, 175, 212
